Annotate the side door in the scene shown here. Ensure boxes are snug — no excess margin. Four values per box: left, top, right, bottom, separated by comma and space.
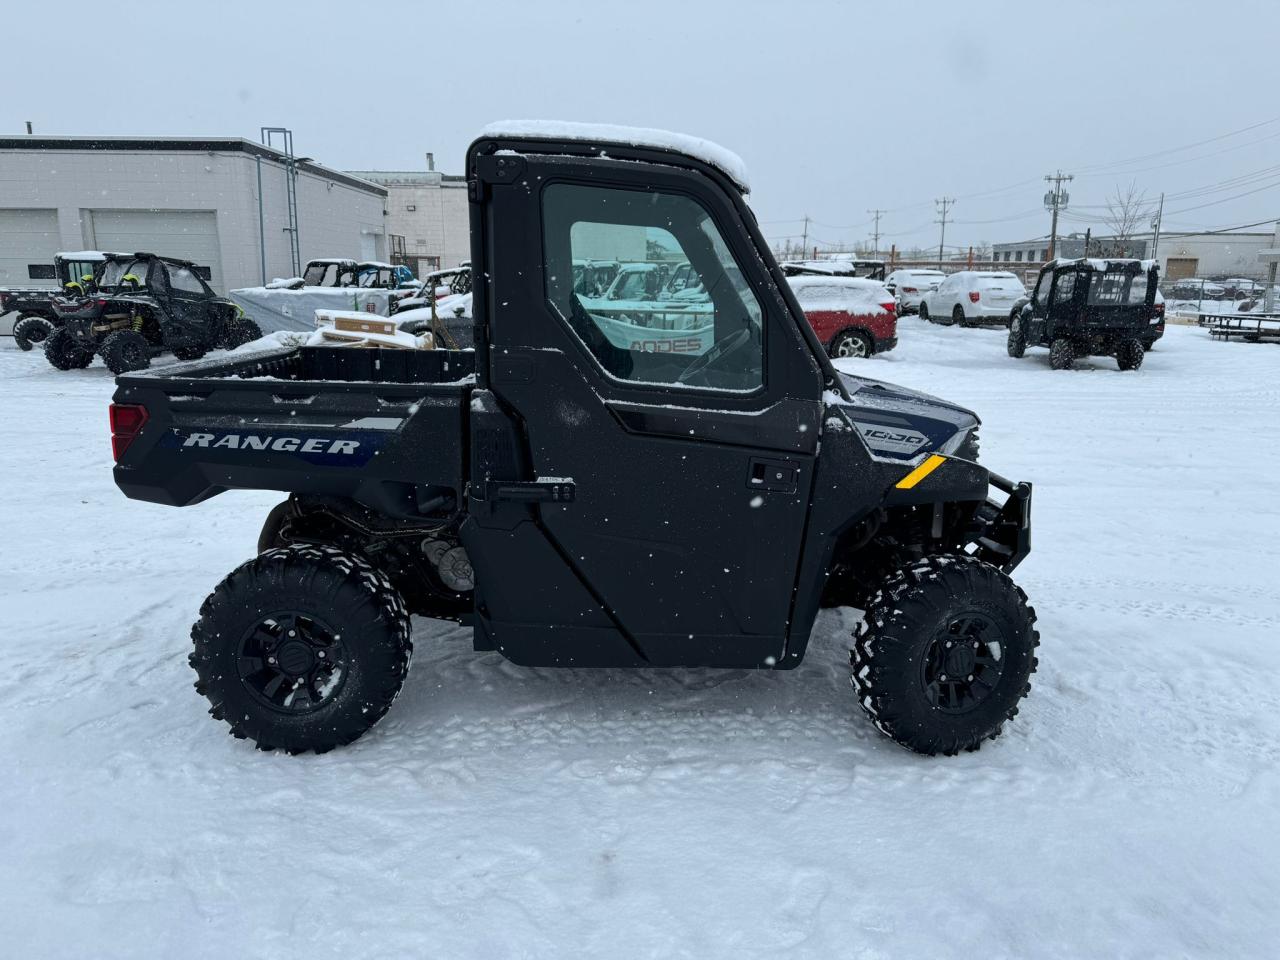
468, 152, 825, 668
1045, 268, 1078, 337
1025, 268, 1053, 342
932, 274, 955, 315
161, 263, 214, 345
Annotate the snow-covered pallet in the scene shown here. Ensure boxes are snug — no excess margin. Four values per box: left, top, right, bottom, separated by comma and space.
1200, 312, 1280, 342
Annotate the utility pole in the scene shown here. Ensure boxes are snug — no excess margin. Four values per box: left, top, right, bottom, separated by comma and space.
1150, 192, 1165, 262
935, 198, 955, 268
867, 209, 886, 257
1044, 171, 1073, 260
800, 215, 810, 259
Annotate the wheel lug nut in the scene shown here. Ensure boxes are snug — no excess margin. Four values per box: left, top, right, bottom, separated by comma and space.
972, 641, 979, 648
967, 674, 974, 681
268, 656, 276, 664
941, 673, 948, 681
945, 640, 953, 648
288, 630, 297, 637
317, 651, 326, 659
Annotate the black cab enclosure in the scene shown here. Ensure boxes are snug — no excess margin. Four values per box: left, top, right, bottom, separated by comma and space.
110, 123, 1038, 757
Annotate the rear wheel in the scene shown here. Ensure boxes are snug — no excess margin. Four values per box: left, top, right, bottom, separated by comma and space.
1115, 338, 1144, 371
953, 305, 969, 327
1007, 319, 1027, 358
919, 302, 931, 323
1049, 338, 1075, 370
43, 328, 93, 370
190, 545, 412, 754
851, 556, 1038, 756
100, 330, 151, 374
828, 329, 871, 359
13, 315, 54, 351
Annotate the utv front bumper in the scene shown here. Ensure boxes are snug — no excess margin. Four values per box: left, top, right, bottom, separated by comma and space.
978, 471, 1032, 572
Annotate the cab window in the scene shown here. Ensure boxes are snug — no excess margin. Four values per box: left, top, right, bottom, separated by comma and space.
1052, 271, 1076, 306
542, 182, 764, 392
1033, 270, 1053, 304
168, 265, 207, 295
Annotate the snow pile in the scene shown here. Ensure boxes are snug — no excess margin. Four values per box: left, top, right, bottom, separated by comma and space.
480, 120, 751, 193
787, 276, 892, 313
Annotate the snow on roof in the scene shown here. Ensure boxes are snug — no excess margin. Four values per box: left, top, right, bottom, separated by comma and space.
55, 251, 113, 261
358, 261, 395, 270
1051, 257, 1157, 272
479, 120, 751, 193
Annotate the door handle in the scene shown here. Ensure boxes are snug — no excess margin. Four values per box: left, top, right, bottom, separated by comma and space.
488, 478, 576, 503
747, 457, 799, 494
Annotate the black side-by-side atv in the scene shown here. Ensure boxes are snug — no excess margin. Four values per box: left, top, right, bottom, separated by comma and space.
109, 127, 1040, 758
44, 253, 260, 374
1008, 258, 1164, 370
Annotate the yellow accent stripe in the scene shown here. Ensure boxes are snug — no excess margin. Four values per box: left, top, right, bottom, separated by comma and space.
895, 454, 947, 490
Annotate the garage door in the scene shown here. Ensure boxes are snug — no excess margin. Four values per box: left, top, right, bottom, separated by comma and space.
87, 209, 223, 292
0, 209, 59, 288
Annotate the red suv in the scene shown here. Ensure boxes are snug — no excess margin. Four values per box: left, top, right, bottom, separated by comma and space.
786, 275, 898, 358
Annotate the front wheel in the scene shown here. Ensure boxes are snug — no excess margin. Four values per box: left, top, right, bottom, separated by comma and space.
221, 315, 262, 350
13, 315, 54, 351
1007, 320, 1027, 358
190, 545, 413, 754
919, 302, 933, 323
828, 329, 871, 359
851, 556, 1039, 756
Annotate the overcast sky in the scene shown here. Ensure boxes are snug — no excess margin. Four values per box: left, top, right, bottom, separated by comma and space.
6, 0, 1278, 254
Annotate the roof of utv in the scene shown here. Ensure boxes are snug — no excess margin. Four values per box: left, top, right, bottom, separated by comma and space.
102, 251, 202, 268
1049, 257, 1158, 272
478, 120, 752, 193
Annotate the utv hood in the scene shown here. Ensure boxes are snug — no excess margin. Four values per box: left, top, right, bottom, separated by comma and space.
828, 371, 979, 461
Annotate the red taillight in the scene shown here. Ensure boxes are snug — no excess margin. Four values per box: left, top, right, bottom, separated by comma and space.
109, 403, 148, 462
96, 298, 107, 307
968, 291, 981, 303
902, 286, 918, 294
1153, 302, 1165, 317
880, 301, 896, 315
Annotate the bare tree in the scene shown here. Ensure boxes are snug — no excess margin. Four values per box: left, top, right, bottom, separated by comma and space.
1103, 181, 1152, 256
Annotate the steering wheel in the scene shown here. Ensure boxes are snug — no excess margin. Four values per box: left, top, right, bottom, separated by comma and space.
676, 325, 753, 385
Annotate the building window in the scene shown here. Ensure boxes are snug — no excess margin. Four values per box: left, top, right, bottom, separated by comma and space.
1041, 248, 1049, 260
1015, 251, 1023, 261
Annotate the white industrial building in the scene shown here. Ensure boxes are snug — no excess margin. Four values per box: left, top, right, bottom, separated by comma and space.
0, 136, 388, 294
348, 157, 470, 278
993, 228, 1275, 280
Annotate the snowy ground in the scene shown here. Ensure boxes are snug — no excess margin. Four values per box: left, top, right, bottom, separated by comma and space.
2, 321, 1278, 959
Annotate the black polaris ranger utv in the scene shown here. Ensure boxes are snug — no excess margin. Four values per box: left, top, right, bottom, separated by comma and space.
44, 253, 260, 373
109, 125, 1038, 757
1008, 258, 1164, 370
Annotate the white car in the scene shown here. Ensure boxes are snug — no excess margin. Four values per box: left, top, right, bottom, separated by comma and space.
920, 271, 1026, 327
885, 269, 944, 314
